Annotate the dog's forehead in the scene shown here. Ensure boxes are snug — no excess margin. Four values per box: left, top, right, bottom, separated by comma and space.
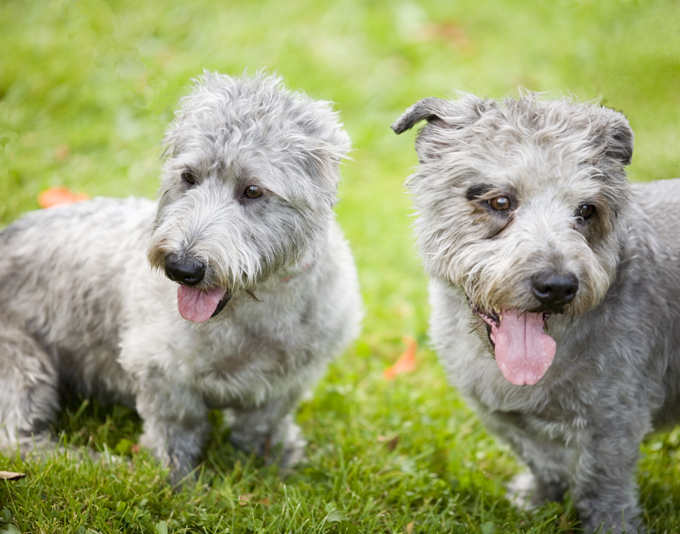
438, 141, 586, 184
419, 97, 618, 166
167, 82, 319, 160
429, 117, 622, 200
487, 148, 603, 197
177, 75, 343, 147
167, 109, 314, 175
168, 100, 336, 177
175, 110, 303, 154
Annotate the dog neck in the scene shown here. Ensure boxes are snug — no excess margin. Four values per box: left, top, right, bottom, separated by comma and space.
280, 261, 314, 283
280, 243, 326, 283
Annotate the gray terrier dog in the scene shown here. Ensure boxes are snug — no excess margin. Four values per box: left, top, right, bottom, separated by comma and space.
0, 72, 362, 484
393, 93, 680, 532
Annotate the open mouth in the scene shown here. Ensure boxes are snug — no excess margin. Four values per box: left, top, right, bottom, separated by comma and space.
469, 300, 557, 386
177, 285, 232, 323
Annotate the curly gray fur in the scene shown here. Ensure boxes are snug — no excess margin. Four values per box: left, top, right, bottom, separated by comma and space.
0, 71, 362, 485
394, 91, 678, 533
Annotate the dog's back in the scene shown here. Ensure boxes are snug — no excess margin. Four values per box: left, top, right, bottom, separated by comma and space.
636, 177, 680, 248
634, 178, 680, 427
0, 197, 154, 401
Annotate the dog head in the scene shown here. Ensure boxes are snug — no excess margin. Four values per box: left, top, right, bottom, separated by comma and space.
148, 71, 350, 323
393, 92, 633, 384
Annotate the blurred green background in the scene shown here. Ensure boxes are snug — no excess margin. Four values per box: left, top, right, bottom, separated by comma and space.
1, 0, 680, 533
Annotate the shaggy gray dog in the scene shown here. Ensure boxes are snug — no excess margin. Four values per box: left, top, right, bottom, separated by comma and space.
0, 72, 362, 484
393, 93, 680, 532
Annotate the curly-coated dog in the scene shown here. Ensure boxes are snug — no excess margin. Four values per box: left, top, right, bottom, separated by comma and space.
0, 72, 362, 484
393, 92, 680, 532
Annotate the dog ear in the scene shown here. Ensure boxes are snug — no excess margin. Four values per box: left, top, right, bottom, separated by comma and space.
391, 95, 488, 133
602, 109, 634, 166
392, 96, 487, 163
391, 97, 454, 134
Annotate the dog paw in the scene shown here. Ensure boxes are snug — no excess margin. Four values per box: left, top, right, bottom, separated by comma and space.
274, 421, 307, 469
507, 472, 540, 509
507, 471, 568, 509
578, 502, 643, 534
229, 417, 307, 468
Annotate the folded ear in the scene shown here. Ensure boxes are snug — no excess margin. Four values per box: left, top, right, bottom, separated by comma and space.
392, 95, 489, 163
601, 108, 634, 166
391, 97, 454, 134
392, 95, 490, 134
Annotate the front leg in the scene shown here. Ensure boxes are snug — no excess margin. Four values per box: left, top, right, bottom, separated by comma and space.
228, 388, 306, 468
571, 419, 647, 533
480, 408, 571, 508
135, 385, 210, 486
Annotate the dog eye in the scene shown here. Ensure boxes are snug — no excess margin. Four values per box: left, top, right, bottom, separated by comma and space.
577, 204, 595, 219
181, 171, 197, 186
488, 196, 511, 211
244, 185, 264, 199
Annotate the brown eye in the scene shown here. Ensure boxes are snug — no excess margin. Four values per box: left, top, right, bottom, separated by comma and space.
577, 204, 594, 219
244, 185, 264, 199
182, 171, 197, 186
488, 196, 510, 211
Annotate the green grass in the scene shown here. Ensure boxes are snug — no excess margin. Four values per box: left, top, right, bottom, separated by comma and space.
1, 0, 680, 532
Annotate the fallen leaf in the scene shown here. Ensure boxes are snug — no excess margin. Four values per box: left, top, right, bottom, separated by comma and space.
54, 144, 70, 162
237, 494, 271, 506
38, 186, 90, 209
0, 471, 26, 481
377, 435, 400, 451
406, 521, 414, 534
383, 335, 418, 380
418, 21, 471, 50
238, 494, 254, 505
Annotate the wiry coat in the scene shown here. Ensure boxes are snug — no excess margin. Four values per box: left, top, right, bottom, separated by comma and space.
393, 93, 680, 533
0, 72, 362, 483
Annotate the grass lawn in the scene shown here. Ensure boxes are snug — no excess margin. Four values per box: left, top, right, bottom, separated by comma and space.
1, 0, 680, 532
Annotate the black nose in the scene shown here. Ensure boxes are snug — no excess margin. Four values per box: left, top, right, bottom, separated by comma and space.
532, 271, 579, 307
164, 254, 206, 286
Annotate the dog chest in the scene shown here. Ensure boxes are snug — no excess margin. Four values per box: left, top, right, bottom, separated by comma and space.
181, 326, 319, 409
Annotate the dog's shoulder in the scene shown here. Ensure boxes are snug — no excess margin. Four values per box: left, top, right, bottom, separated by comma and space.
633, 177, 680, 202
630, 178, 680, 251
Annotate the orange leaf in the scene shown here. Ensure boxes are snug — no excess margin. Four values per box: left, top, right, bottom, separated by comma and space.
383, 335, 418, 380
54, 144, 70, 162
419, 22, 471, 50
237, 494, 271, 506
238, 494, 254, 506
38, 186, 90, 209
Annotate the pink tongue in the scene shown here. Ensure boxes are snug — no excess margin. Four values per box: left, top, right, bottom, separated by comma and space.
490, 309, 556, 386
177, 286, 227, 323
